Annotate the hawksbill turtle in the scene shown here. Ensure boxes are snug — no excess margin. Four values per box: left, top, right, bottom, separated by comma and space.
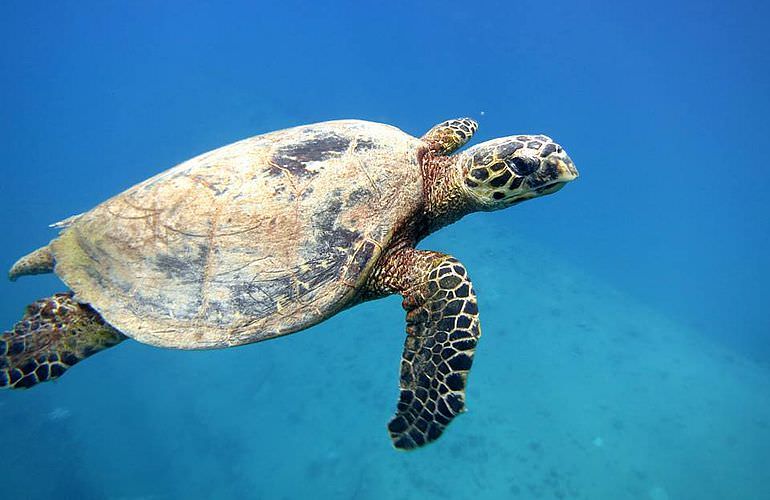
0, 118, 578, 449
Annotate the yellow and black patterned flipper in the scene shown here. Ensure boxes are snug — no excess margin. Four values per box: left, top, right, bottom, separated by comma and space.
421, 118, 478, 156
0, 292, 126, 389
369, 250, 481, 449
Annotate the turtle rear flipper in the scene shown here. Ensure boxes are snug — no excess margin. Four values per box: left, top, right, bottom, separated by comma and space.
0, 293, 126, 389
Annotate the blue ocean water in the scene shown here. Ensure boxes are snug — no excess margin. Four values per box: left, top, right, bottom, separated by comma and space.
1, 1, 768, 498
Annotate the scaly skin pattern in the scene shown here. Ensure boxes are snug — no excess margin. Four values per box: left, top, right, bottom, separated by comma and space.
0, 292, 126, 389
420, 118, 478, 156
364, 248, 480, 449
361, 120, 578, 448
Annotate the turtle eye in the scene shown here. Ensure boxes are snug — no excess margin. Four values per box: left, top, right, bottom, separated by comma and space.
509, 157, 539, 176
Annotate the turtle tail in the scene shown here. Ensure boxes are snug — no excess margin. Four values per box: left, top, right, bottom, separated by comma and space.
8, 245, 55, 281
0, 292, 126, 389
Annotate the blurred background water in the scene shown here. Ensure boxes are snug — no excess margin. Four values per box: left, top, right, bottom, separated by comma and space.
1, 1, 768, 499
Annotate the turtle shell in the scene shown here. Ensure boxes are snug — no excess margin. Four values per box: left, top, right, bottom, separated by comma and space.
50, 120, 425, 348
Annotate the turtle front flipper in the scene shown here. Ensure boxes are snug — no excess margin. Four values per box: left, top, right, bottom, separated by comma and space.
367, 249, 481, 449
421, 118, 478, 156
0, 293, 126, 389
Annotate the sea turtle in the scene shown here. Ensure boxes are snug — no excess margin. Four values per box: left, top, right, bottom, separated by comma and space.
0, 118, 578, 449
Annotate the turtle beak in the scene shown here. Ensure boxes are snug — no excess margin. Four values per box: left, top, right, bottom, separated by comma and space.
555, 153, 579, 182
527, 151, 578, 195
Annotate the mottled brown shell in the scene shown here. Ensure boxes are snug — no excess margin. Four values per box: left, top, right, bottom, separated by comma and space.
50, 120, 425, 348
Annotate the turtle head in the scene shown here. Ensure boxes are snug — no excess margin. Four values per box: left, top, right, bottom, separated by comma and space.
458, 135, 578, 211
